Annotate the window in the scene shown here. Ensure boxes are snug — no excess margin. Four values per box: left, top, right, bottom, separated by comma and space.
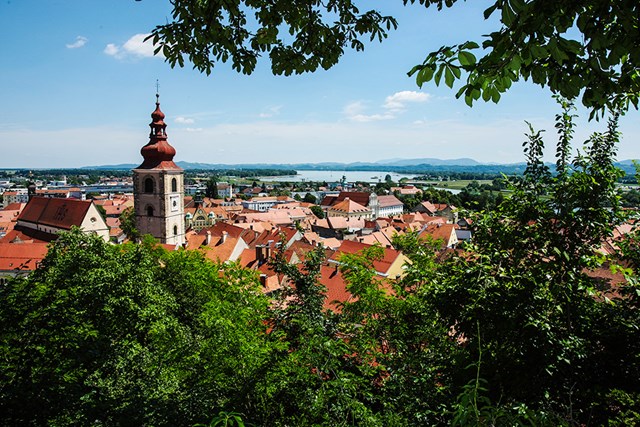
173, 225, 178, 235
144, 177, 154, 194
171, 178, 177, 192
147, 206, 154, 217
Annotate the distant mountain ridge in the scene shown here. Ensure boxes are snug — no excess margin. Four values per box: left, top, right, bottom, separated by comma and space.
81, 158, 638, 174
376, 157, 480, 166
83, 157, 503, 170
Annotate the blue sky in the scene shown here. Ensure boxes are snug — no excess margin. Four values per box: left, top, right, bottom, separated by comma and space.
1, 0, 638, 168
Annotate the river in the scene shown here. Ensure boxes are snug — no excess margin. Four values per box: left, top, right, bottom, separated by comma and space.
260, 170, 419, 183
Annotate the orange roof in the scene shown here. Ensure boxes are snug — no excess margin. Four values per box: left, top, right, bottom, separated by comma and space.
0, 226, 56, 243
329, 198, 370, 214
419, 224, 456, 246
318, 264, 353, 311
418, 201, 437, 214
202, 235, 242, 263
2, 203, 26, 211
335, 191, 371, 206
0, 242, 49, 271
377, 195, 403, 208
329, 240, 402, 276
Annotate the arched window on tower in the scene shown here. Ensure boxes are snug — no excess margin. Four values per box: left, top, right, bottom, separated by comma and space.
147, 206, 154, 217
144, 177, 154, 194
173, 225, 178, 235
171, 178, 177, 192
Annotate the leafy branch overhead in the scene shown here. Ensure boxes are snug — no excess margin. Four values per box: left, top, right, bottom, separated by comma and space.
150, 0, 639, 115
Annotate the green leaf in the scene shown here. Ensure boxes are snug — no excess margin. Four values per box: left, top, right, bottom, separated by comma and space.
434, 65, 445, 86
444, 66, 455, 88
458, 51, 477, 66
416, 66, 435, 87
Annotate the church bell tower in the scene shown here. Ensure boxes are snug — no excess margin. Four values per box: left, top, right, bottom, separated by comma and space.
133, 94, 185, 245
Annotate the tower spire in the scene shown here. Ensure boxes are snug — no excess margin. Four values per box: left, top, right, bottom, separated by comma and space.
136, 92, 179, 170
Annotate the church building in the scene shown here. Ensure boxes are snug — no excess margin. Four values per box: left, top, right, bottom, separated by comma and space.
132, 95, 185, 245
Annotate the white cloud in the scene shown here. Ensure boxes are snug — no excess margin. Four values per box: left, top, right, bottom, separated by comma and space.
175, 117, 195, 124
104, 43, 120, 57
384, 91, 432, 112
350, 113, 395, 123
66, 36, 88, 49
343, 92, 432, 122
259, 105, 283, 118
343, 101, 394, 122
104, 33, 156, 60
185, 127, 203, 132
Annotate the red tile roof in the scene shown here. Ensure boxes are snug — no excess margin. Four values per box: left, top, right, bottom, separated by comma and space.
0, 242, 49, 271
0, 226, 57, 243
419, 224, 457, 247
377, 195, 403, 208
2, 203, 26, 212
18, 197, 92, 230
330, 198, 370, 214
329, 240, 402, 276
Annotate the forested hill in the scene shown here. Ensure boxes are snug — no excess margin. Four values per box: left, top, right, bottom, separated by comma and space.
78, 159, 638, 176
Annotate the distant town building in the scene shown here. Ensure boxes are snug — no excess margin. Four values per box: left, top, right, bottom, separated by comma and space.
2, 189, 29, 208
242, 196, 295, 212
321, 191, 396, 218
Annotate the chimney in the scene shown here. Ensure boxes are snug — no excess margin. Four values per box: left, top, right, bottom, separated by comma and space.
205, 230, 211, 245
266, 239, 274, 259
28, 184, 36, 202
256, 245, 264, 264
260, 274, 267, 287
221, 231, 228, 244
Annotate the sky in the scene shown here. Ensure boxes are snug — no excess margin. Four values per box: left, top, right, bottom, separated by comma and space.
1, 0, 638, 168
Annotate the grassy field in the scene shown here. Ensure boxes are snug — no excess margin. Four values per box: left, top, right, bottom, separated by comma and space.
413, 180, 494, 190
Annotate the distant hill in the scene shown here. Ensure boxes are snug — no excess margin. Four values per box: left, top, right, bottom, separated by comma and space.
80, 158, 639, 176
83, 158, 487, 170
376, 157, 480, 166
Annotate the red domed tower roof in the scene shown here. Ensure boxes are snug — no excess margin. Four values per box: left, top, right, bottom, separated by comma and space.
136, 94, 182, 170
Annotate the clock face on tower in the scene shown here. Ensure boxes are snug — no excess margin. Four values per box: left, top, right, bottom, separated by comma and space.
170, 195, 180, 212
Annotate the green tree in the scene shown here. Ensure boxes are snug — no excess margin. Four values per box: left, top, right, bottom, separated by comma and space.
0, 229, 274, 426
150, 0, 639, 114
118, 205, 140, 241
303, 192, 317, 204
417, 103, 639, 423
310, 205, 324, 219
206, 176, 220, 198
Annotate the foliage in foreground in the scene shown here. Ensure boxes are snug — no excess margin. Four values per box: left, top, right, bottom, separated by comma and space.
1, 105, 639, 425
151, 0, 639, 114
0, 234, 273, 426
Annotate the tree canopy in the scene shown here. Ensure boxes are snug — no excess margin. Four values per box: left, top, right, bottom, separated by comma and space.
2, 109, 640, 423
150, 0, 639, 115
